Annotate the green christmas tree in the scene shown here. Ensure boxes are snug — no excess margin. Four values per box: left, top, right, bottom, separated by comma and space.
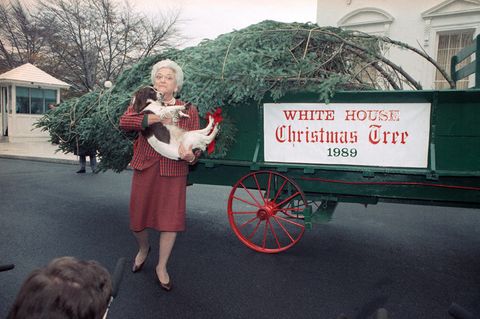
35, 20, 450, 172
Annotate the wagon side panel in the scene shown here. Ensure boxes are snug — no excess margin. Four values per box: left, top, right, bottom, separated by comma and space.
435, 91, 480, 173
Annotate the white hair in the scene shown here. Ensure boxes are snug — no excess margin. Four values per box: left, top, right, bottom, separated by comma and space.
150, 59, 184, 91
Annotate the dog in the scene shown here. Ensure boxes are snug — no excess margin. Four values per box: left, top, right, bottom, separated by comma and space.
131, 86, 219, 160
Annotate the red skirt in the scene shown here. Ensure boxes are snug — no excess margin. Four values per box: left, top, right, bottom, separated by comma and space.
129, 162, 187, 232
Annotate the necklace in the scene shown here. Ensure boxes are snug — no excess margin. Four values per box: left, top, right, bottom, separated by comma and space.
164, 97, 176, 105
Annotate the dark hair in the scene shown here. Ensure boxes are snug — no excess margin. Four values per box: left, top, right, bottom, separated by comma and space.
132, 86, 158, 113
7, 257, 112, 319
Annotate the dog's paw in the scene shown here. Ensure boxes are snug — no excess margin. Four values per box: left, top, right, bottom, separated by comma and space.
179, 111, 190, 118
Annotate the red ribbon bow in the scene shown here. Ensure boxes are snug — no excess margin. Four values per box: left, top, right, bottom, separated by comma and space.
205, 107, 223, 154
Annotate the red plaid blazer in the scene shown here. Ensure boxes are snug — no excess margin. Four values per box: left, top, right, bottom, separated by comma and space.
119, 99, 200, 176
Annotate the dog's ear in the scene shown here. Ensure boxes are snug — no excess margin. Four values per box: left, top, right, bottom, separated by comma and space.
132, 88, 152, 113
132, 92, 144, 113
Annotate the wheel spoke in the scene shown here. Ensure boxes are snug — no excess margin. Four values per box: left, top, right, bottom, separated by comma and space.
272, 179, 288, 203
231, 211, 258, 215
266, 172, 272, 202
271, 216, 295, 243
276, 191, 301, 208
262, 219, 269, 249
240, 182, 263, 208
239, 215, 259, 229
247, 219, 262, 240
273, 215, 305, 229
277, 206, 304, 212
277, 206, 305, 219
232, 195, 260, 208
267, 219, 281, 248
253, 174, 267, 205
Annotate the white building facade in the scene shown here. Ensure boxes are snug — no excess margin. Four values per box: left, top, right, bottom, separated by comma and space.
316, 0, 480, 89
0, 63, 69, 141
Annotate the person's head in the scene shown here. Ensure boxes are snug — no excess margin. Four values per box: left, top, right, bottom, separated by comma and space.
150, 59, 184, 97
7, 256, 112, 319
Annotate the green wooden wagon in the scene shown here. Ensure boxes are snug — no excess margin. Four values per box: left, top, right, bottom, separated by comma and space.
187, 38, 480, 254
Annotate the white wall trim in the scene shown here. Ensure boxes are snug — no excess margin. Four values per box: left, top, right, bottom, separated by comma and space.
338, 7, 394, 27
422, 0, 480, 47
0, 79, 68, 90
422, 0, 480, 19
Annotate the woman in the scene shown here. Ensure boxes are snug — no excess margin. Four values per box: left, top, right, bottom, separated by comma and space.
119, 59, 200, 291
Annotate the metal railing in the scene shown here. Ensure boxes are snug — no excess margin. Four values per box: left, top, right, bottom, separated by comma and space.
451, 34, 480, 88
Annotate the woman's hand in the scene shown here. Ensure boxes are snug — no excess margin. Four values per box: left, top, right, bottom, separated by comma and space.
147, 114, 162, 126
178, 143, 195, 162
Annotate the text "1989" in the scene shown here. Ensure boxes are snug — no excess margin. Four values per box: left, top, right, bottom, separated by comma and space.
327, 148, 358, 157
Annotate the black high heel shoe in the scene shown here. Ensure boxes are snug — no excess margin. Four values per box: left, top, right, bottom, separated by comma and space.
155, 270, 173, 292
131, 246, 151, 273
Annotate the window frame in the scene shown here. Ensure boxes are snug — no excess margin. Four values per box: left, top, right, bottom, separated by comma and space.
434, 29, 476, 89
15, 86, 58, 115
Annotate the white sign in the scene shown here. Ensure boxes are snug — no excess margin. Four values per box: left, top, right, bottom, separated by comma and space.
264, 103, 431, 168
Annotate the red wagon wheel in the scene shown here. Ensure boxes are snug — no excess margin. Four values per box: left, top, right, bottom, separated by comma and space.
227, 170, 307, 253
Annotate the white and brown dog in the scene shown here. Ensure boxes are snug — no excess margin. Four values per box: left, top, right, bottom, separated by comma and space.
132, 86, 219, 160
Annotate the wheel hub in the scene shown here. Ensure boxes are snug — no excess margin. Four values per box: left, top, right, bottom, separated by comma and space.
257, 202, 276, 220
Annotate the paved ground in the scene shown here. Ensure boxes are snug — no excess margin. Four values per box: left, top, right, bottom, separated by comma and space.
1, 158, 480, 319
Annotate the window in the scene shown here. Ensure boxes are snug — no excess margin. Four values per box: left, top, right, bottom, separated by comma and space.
16, 87, 30, 114
15, 86, 57, 114
44, 90, 56, 109
435, 30, 475, 89
30, 88, 44, 114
